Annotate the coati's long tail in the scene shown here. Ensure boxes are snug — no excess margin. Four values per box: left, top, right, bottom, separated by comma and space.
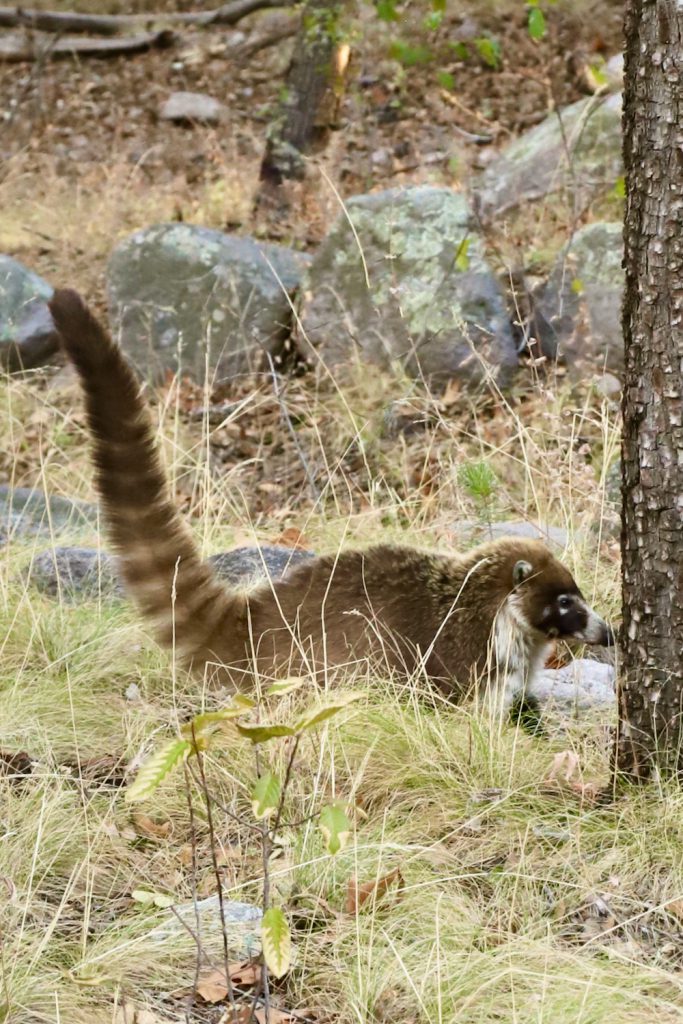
49, 289, 245, 672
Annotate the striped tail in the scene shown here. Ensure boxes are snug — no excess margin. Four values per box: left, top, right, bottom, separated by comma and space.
49, 289, 244, 672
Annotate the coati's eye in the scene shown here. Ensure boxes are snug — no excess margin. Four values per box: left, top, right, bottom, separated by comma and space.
557, 595, 573, 612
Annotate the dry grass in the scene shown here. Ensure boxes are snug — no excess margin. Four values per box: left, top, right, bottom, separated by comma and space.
0, 151, 257, 299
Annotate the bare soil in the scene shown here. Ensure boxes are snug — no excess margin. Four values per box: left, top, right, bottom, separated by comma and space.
1, 0, 624, 292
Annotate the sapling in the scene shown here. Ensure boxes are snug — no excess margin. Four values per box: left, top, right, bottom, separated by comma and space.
458, 459, 499, 538
126, 682, 362, 1024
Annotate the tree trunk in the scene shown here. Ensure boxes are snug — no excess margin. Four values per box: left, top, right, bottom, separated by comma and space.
259, 0, 347, 187
617, 0, 683, 778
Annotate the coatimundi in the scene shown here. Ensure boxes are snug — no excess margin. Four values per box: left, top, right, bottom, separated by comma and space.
48, 289, 613, 707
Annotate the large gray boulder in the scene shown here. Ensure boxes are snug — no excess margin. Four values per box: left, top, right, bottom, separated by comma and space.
107, 224, 310, 382
475, 94, 622, 219
296, 186, 517, 390
0, 256, 59, 371
23, 544, 316, 601
0, 485, 97, 546
533, 222, 623, 374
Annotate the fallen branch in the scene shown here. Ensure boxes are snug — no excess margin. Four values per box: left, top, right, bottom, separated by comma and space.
0, 28, 174, 61
0, 0, 286, 35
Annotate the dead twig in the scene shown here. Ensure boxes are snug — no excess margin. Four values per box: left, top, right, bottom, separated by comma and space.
0, 0, 286, 35
0, 28, 175, 62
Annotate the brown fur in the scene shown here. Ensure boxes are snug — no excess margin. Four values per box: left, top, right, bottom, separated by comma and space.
49, 289, 609, 700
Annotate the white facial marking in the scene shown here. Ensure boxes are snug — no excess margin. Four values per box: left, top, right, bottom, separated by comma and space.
488, 596, 550, 712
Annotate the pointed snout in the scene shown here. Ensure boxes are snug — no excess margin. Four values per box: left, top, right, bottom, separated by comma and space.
582, 611, 615, 647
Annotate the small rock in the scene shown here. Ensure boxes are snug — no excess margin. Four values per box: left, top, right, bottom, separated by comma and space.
108, 224, 310, 382
0, 256, 58, 371
149, 895, 261, 952
452, 520, 571, 549
0, 486, 98, 546
159, 91, 228, 125
474, 94, 622, 219
125, 683, 142, 702
371, 147, 391, 166
208, 545, 316, 586
23, 546, 123, 599
527, 659, 616, 710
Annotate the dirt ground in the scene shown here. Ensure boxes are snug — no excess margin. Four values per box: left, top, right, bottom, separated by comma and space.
1, 0, 624, 295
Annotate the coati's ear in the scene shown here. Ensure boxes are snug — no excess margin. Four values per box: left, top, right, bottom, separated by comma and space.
512, 560, 533, 587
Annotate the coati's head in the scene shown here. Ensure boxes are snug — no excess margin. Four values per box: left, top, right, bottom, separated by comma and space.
495, 539, 614, 646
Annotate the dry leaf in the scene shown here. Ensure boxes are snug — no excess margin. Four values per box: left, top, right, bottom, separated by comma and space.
196, 960, 260, 1003
546, 750, 580, 784
666, 899, 683, 921
113, 1002, 136, 1024
0, 748, 33, 776
271, 527, 310, 550
566, 780, 601, 804
544, 643, 568, 669
138, 1010, 173, 1024
71, 754, 127, 786
542, 751, 601, 804
131, 811, 171, 839
345, 867, 403, 915
252, 1009, 302, 1023
178, 843, 193, 867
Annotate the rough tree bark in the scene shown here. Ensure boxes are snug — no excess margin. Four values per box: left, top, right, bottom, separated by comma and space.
617, 0, 683, 778
259, 0, 348, 187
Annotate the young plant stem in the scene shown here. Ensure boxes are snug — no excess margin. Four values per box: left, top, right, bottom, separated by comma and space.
255, 732, 302, 1022
182, 763, 205, 1023
253, 745, 271, 1024
192, 731, 240, 1024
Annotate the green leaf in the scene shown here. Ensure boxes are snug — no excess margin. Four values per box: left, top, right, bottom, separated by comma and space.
613, 175, 626, 199
437, 70, 455, 90
458, 460, 497, 500
231, 694, 257, 710
266, 677, 306, 698
450, 41, 469, 60
375, 0, 398, 21
423, 10, 443, 30
571, 277, 585, 295
235, 723, 296, 745
125, 739, 191, 803
319, 802, 352, 855
454, 237, 470, 272
180, 708, 246, 746
474, 36, 501, 69
389, 39, 432, 67
261, 907, 291, 978
588, 61, 608, 87
131, 889, 174, 908
527, 7, 546, 39
295, 693, 363, 733
252, 772, 281, 819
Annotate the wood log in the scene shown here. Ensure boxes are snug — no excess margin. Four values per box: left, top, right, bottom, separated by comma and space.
0, 28, 175, 61
0, 0, 285, 35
